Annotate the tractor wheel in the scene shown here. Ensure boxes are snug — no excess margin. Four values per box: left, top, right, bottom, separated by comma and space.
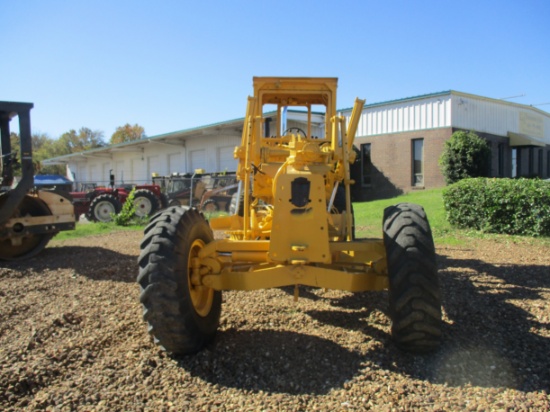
137, 206, 221, 355
201, 199, 219, 213
87, 194, 122, 222
0, 195, 54, 261
133, 189, 160, 218
383, 203, 442, 353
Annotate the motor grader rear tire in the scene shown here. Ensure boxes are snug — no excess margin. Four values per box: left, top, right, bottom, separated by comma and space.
383, 202, 442, 353
137, 206, 221, 355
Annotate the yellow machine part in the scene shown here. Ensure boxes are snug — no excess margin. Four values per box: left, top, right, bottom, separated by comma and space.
269, 171, 330, 264
196, 237, 388, 292
200, 77, 378, 294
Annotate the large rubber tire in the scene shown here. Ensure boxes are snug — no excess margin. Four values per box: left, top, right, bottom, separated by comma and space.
382, 203, 441, 353
137, 207, 221, 355
0, 195, 54, 261
201, 199, 219, 213
86, 194, 122, 222
133, 189, 161, 218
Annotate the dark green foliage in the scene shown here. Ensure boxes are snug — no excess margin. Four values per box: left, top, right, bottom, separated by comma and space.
443, 178, 550, 236
113, 188, 148, 226
9, 128, 106, 175
439, 131, 491, 184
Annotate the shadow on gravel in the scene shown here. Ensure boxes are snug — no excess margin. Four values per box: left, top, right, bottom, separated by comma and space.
424, 254, 550, 392
176, 329, 364, 395
0, 246, 136, 283
343, 253, 550, 393
236, 254, 550, 394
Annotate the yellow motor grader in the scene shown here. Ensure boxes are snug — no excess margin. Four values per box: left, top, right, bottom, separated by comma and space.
138, 77, 441, 354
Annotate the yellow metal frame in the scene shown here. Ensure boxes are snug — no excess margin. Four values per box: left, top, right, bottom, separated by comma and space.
197, 77, 385, 293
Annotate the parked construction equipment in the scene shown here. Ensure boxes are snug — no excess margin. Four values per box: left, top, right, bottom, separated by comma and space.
153, 171, 237, 212
0, 102, 75, 260
137, 77, 442, 355
71, 179, 167, 222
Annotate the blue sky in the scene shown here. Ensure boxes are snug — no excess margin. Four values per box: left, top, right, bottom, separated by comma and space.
3, 0, 549, 140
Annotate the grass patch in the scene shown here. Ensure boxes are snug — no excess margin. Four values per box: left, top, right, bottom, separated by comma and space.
353, 187, 550, 247
354, 188, 451, 239
52, 220, 144, 242
53, 189, 550, 248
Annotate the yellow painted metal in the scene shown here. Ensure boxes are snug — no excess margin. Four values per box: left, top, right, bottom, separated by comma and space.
200, 77, 390, 294
347, 98, 366, 154
188, 239, 214, 317
3, 190, 76, 233
202, 263, 388, 292
269, 171, 330, 264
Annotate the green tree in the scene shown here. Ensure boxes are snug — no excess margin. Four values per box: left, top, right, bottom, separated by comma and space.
110, 123, 145, 144
8, 132, 22, 176
33, 133, 66, 174
439, 130, 491, 184
56, 127, 105, 153
7, 128, 105, 177
6, 132, 65, 175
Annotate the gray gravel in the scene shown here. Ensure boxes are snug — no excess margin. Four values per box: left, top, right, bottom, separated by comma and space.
0, 230, 549, 411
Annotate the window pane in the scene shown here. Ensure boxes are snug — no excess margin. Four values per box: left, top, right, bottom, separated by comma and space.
412, 139, 424, 186
512, 148, 517, 177
498, 144, 504, 177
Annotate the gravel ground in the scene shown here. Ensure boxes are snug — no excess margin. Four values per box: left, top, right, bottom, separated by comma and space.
0, 229, 549, 411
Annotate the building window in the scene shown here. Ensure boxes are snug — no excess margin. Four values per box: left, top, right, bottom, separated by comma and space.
538, 149, 543, 177
361, 143, 372, 186
547, 151, 550, 178
512, 148, 520, 177
529, 148, 534, 176
498, 144, 505, 177
412, 138, 424, 186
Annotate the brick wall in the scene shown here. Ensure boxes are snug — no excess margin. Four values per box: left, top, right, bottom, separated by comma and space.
351, 128, 550, 201
352, 128, 452, 201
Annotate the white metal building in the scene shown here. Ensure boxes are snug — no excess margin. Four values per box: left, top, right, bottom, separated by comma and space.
43, 90, 550, 198
349, 90, 550, 199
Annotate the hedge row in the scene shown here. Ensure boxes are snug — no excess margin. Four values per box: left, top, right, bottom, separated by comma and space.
443, 178, 550, 236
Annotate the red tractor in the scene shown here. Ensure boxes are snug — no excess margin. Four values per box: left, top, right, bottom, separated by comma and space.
72, 180, 167, 222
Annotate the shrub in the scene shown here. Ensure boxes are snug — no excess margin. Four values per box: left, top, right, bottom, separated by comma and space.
112, 188, 148, 226
443, 178, 550, 236
439, 131, 491, 184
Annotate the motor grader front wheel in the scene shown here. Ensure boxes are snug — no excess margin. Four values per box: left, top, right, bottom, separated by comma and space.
383, 202, 442, 353
137, 206, 221, 355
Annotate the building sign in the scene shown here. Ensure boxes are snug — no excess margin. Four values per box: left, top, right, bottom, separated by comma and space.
519, 112, 544, 138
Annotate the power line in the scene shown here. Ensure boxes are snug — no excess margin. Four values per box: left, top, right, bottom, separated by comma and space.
499, 93, 526, 100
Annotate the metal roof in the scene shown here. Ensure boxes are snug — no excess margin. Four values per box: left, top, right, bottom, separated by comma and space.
43, 90, 550, 164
